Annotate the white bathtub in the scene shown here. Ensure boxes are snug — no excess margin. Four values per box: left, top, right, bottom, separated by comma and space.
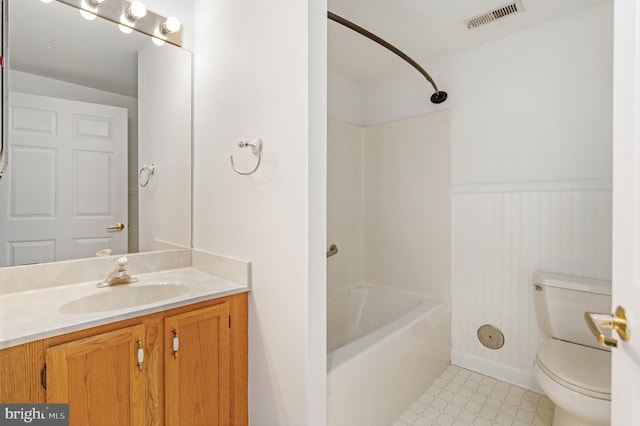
327, 285, 451, 426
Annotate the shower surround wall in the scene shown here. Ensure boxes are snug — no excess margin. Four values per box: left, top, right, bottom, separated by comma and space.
327, 120, 364, 295
327, 111, 452, 424
363, 113, 451, 300
327, 111, 451, 300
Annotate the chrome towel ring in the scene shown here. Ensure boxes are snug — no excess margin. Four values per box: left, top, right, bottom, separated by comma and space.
138, 164, 155, 187
231, 138, 262, 175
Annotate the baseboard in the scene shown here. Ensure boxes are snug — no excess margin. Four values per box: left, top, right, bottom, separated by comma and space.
450, 349, 543, 394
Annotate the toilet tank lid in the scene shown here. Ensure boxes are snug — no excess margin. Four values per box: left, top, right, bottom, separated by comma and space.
533, 271, 611, 295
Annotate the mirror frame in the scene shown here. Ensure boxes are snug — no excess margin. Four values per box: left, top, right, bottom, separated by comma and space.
1, 0, 7, 178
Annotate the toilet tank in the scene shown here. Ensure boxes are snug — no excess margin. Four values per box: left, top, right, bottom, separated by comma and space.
532, 271, 611, 350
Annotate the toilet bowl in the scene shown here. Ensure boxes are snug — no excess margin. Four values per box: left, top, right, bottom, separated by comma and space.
532, 272, 611, 426
534, 339, 610, 425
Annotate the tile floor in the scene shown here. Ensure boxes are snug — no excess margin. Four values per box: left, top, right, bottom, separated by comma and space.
393, 365, 554, 426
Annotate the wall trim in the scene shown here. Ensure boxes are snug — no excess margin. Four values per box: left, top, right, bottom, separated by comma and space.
451, 349, 542, 394
452, 178, 612, 194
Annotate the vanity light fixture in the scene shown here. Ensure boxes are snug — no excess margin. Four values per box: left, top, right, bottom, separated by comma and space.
54, 0, 183, 46
125, 0, 147, 22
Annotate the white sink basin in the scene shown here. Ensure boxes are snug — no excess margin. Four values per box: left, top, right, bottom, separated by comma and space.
59, 284, 191, 314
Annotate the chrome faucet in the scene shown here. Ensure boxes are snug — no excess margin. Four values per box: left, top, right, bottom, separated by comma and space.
97, 256, 139, 288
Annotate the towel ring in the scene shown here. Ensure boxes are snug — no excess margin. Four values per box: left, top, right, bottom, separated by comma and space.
138, 164, 155, 187
231, 138, 262, 175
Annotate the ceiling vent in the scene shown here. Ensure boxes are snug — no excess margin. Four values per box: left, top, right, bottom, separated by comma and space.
464, 0, 524, 29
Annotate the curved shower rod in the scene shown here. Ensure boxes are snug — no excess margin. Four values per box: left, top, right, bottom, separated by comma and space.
328, 11, 448, 104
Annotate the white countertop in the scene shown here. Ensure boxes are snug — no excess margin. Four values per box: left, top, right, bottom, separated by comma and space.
0, 267, 249, 349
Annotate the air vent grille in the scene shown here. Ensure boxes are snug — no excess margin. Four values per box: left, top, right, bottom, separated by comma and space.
465, 1, 524, 29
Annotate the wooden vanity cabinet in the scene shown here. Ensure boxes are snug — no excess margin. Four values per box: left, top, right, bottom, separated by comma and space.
46, 324, 148, 425
165, 304, 230, 425
0, 292, 248, 426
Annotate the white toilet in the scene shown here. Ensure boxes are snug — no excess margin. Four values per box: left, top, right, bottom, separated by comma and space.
532, 271, 611, 426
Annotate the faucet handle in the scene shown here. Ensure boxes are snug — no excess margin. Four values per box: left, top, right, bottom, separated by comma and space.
116, 256, 129, 271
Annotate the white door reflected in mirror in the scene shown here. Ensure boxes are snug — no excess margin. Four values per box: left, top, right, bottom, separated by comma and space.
0, 93, 128, 266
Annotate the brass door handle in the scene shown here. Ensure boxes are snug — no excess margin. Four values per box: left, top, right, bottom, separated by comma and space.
107, 223, 125, 231
584, 305, 630, 348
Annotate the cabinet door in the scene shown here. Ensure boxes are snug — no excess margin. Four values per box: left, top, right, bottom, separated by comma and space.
165, 303, 230, 426
46, 325, 147, 426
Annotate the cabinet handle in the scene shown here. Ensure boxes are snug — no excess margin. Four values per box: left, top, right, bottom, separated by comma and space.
137, 339, 144, 371
40, 364, 47, 389
172, 329, 179, 359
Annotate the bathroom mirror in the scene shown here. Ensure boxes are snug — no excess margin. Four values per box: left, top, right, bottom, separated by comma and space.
0, 0, 192, 267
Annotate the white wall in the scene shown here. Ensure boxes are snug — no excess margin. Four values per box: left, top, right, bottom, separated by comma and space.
192, 1, 326, 425
137, 41, 192, 252
327, 119, 364, 295
363, 111, 451, 300
360, 3, 613, 186
450, 2, 612, 187
447, 4, 613, 389
340, 3, 613, 390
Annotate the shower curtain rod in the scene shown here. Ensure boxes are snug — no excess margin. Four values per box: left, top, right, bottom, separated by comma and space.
328, 11, 448, 104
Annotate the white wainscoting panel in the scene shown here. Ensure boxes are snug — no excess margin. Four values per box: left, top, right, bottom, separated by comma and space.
452, 188, 612, 390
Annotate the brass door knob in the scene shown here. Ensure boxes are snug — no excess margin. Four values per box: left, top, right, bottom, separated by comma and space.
107, 223, 125, 232
584, 305, 630, 348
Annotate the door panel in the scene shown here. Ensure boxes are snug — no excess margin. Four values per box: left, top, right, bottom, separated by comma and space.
0, 93, 128, 266
165, 303, 230, 426
46, 325, 146, 426
611, 0, 640, 424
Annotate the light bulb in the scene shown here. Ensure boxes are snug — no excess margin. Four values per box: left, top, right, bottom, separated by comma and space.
153, 28, 167, 46
119, 22, 134, 33
87, 0, 104, 6
79, 0, 98, 20
40, 0, 54, 3
126, 1, 147, 21
80, 9, 97, 20
161, 17, 181, 34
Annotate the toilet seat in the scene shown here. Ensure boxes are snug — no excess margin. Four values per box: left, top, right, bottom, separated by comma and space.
536, 339, 611, 401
